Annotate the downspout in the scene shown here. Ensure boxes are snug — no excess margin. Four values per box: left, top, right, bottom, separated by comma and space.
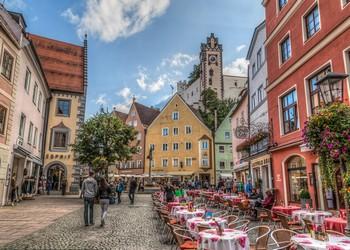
42, 97, 51, 175
247, 68, 252, 183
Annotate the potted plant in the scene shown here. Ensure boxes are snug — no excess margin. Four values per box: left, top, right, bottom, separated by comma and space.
300, 189, 312, 209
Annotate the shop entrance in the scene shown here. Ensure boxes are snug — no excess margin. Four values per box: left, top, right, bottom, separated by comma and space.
47, 164, 66, 192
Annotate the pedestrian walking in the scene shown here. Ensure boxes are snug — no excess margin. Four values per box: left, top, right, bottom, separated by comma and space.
98, 177, 111, 227
128, 176, 137, 205
81, 171, 98, 226
10, 173, 17, 206
116, 179, 124, 204
61, 179, 67, 196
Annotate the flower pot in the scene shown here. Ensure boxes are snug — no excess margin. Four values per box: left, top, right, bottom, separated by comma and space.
301, 198, 312, 209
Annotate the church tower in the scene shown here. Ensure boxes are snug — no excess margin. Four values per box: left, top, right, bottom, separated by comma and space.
200, 33, 224, 99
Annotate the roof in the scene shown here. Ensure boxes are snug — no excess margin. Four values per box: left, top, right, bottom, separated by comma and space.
246, 20, 266, 60
134, 102, 160, 126
112, 110, 128, 123
230, 88, 248, 118
27, 33, 85, 94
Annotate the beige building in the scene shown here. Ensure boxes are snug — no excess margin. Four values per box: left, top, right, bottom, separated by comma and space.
145, 94, 215, 184
29, 34, 87, 194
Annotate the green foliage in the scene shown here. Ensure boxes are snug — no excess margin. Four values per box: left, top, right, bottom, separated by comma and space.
72, 111, 137, 172
199, 88, 235, 131
299, 189, 311, 199
188, 64, 200, 85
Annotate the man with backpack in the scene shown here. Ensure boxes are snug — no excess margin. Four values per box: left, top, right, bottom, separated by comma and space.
81, 171, 98, 226
128, 177, 137, 205
116, 179, 124, 204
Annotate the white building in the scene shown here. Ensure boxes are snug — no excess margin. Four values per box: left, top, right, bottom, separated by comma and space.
246, 21, 272, 192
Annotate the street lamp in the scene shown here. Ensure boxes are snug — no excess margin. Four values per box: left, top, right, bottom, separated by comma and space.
316, 72, 348, 105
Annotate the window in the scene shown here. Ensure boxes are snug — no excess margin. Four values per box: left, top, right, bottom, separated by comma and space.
230, 161, 234, 169
56, 99, 71, 117
219, 145, 225, 153
202, 157, 209, 167
209, 78, 212, 85
150, 144, 155, 151
162, 128, 169, 136
252, 63, 256, 75
257, 49, 262, 69
52, 130, 68, 149
185, 142, 192, 150
173, 127, 179, 135
279, 0, 287, 10
1, 50, 14, 80
172, 112, 179, 120
162, 144, 168, 151
173, 143, 179, 151
0, 105, 7, 135
287, 156, 307, 202
136, 132, 142, 141
19, 113, 26, 137
185, 125, 192, 134
173, 158, 179, 167
137, 160, 142, 168
33, 127, 38, 147
305, 5, 320, 39
185, 157, 192, 166
37, 92, 42, 112
308, 66, 331, 114
24, 68, 31, 93
224, 131, 230, 140
258, 85, 263, 103
28, 122, 33, 144
229, 145, 233, 153
32, 83, 38, 105
219, 161, 225, 169
251, 93, 256, 109
281, 89, 298, 134
344, 0, 350, 6
201, 140, 208, 149
209, 68, 214, 76
280, 36, 291, 63
38, 133, 42, 151
162, 159, 168, 167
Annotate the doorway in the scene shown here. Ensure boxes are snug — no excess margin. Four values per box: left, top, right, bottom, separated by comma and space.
47, 164, 66, 192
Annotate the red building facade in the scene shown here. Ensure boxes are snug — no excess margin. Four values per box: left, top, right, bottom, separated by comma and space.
263, 0, 350, 209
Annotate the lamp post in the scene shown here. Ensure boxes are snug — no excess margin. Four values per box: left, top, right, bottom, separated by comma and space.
316, 72, 349, 235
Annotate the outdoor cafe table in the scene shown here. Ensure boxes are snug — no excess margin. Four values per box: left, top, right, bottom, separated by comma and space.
198, 228, 250, 250
170, 205, 186, 217
167, 202, 180, 211
175, 209, 205, 224
291, 233, 350, 250
186, 217, 227, 237
325, 217, 347, 234
272, 205, 301, 215
292, 210, 332, 224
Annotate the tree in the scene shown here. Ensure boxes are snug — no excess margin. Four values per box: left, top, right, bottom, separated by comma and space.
188, 64, 200, 85
72, 111, 137, 173
199, 88, 235, 131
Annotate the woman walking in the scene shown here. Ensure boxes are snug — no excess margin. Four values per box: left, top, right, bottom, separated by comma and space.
98, 178, 111, 227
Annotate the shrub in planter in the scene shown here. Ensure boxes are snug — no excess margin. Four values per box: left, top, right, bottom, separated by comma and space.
300, 189, 312, 209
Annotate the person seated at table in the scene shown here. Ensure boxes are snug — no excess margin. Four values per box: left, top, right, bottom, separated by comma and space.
164, 183, 175, 202
249, 188, 264, 200
251, 190, 275, 219
175, 186, 185, 202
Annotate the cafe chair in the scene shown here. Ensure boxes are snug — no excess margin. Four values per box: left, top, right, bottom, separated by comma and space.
246, 225, 271, 250
173, 228, 198, 250
302, 218, 313, 233
222, 215, 238, 224
326, 230, 345, 236
228, 219, 250, 231
270, 229, 297, 250
197, 224, 211, 232
237, 202, 250, 218
213, 210, 228, 218
275, 212, 303, 232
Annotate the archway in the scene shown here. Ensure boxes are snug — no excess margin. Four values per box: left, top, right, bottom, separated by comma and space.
284, 155, 307, 202
45, 162, 67, 192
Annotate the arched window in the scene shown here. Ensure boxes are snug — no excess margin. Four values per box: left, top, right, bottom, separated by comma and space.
287, 156, 308, 202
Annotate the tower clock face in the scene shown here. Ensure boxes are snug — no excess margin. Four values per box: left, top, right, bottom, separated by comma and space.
209, 55, 217, 64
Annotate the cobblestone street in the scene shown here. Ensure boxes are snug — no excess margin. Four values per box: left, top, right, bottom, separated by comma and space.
0, 194, 170, 250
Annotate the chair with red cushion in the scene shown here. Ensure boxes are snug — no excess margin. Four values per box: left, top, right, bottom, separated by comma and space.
173, 228, 198, 250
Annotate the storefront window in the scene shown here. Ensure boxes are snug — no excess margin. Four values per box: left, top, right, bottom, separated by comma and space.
287, 156, 308, 202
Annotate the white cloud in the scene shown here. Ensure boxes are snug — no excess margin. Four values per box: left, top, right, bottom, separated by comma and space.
63, 0, 170, 42
236, 44, 247, 52
114, 87, 147, 113
61, 8, 80, 25
223, 57, 249, 77
5, 0, 26, 10
117, 87, 132, 100
113, 103, 130, 113
95, 93, 108, 106
31, 16, 39, 22
161, 53, 196, 68
136, 67, 174, 93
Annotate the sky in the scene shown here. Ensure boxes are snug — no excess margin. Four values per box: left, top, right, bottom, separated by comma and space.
5, 0, 265, 116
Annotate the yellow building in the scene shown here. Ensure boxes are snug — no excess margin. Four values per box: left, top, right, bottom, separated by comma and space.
145, 94, 215, 184
29, 34, 87, 194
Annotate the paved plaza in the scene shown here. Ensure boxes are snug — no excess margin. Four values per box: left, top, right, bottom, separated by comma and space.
0, 194, 170, 250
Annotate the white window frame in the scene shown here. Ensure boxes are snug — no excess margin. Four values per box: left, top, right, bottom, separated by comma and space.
219, 145, 225, 153
201, 157, 209, 167
278, 31, 292, 67
219, 161, 225, 169
302, 1, 321, 43
24, 68, 31, 93
28, 122, 33, 145
19, 113, 26, 138
172, 111, 179, 120
172, 158, 179, 167
162, 127, 169, 136
173, 143, 179, 151
162, 158, 168, 167
173, 127, 179, 135
201, 140, 209, 150
185, 125, 192, 134
33, 127, 38, 147
32, 82, 38, 105
162, 143, 168, 151
185, 157, 192, 167
278, 85, 300, 136
185, 142, 192, 151
224, 131, 230, 140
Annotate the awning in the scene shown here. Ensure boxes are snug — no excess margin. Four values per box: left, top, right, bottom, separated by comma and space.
166, 171, 194, 176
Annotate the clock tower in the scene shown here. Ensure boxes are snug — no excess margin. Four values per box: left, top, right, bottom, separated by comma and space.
200, 33, 224, 99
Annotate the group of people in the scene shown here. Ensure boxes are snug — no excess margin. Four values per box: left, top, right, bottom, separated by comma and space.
80, 172, 138, 227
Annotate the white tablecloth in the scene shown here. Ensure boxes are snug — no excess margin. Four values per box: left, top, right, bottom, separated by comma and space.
170, 205, 186, 217
186, 217, 227, 237
175, 209, 205, 224
292, 233, 350, 250
292, 210, 332, 224
198, 228, 249, 250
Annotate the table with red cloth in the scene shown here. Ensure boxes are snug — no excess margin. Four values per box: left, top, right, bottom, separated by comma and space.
325, 217, 347, 233
340, 209, 347, 219
187, 190, 201, 197
198, 228, 249, 250
167, 202, 180, 211
175, 209, 205, 224
272, 205, 301, 215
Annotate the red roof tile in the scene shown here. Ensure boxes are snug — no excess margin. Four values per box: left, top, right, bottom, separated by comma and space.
112, 110, 128, 123
134, 102, 160, 126
27, 33, 85, 94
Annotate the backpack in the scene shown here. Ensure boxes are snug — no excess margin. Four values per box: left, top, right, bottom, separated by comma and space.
117, 182, 124, 192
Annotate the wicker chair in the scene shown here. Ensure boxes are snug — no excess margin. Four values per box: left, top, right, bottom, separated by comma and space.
302, 218, 313, 233
222, 215, 238, 224
197, 224, 211, 232
246, 225, 271, 250
213, 210, 228, 218
270, 229, 297, 249
228, 219, 250, 231
326, 230, 345, 236
275, 212, 303, 232
173, 229, 197, 250
237, 202, 250, 218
